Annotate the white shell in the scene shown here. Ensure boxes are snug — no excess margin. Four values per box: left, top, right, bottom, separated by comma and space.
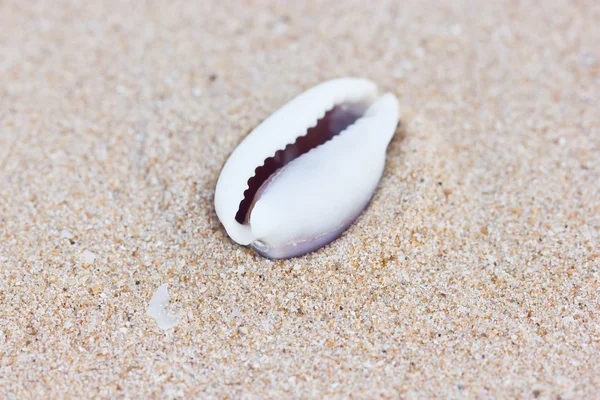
214, 77, 400, 259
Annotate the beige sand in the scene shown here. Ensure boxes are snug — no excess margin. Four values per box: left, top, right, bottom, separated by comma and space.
1, 0, 599, 398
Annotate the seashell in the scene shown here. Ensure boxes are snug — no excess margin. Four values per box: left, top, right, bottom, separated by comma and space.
214, 78, 400, 259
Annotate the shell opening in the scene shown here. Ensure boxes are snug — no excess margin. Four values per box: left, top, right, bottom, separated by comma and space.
234, 101, 370, 224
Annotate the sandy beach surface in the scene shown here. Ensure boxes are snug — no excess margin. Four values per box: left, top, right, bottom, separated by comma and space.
1, 0, 599, 398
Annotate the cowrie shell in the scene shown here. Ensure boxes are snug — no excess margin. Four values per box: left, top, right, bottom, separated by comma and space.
215, 78, 400, 259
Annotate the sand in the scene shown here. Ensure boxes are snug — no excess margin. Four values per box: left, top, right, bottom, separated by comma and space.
1, 0, 599, 398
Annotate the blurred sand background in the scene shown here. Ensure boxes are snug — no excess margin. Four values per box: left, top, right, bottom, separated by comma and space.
1, 0, 599, 398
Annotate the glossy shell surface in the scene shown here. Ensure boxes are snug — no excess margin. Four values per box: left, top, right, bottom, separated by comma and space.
215, 78, 400, 259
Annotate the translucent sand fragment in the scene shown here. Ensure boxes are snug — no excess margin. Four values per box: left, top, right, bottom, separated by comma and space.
81, 250, 96, 265
147, 284, 179, 330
